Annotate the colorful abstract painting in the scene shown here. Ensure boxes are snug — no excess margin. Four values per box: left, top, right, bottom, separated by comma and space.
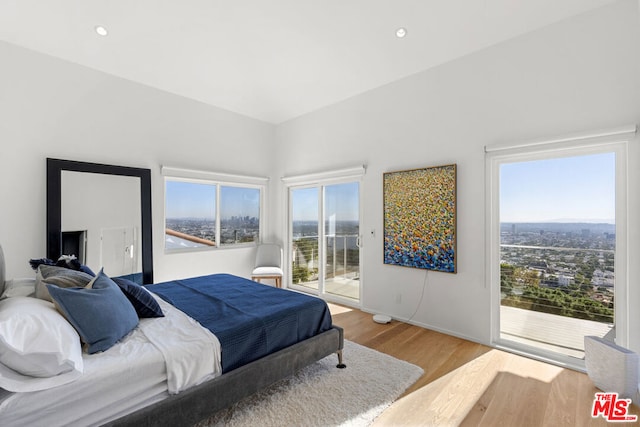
383, 164, 457, 273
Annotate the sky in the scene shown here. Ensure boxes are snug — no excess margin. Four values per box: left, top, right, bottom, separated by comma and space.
165, 181, 260, 219
500, 152, 616, 223
166, 154, 613, 225
292, 182, 359, 221
166, 180, 358, 221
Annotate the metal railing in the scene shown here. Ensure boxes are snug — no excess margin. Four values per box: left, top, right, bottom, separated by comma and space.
499, 243, 614, 324
292, 234, 359, 283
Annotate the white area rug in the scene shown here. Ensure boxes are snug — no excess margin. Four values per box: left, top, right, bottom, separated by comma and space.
198, 340, 424, 427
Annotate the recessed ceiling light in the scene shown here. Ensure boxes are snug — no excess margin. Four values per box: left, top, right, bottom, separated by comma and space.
395, 27, 407, 38
94, 26, 108, 36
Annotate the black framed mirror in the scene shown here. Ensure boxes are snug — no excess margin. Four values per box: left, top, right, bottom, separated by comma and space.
47, 158, 153, 284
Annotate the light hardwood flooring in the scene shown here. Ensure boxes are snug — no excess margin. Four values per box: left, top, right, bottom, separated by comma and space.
328, 303, 639, 427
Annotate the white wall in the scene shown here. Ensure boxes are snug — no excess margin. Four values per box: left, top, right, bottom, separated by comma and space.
0, 41, 276, 283
275, 0, 640, 349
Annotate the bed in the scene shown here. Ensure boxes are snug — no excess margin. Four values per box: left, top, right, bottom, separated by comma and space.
0, 245, 344, 426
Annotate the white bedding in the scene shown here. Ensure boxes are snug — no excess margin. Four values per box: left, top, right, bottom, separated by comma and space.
0, 294, 222, 427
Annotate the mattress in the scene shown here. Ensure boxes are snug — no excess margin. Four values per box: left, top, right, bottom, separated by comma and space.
148, 273, 334, 372
0, 295, 221, 427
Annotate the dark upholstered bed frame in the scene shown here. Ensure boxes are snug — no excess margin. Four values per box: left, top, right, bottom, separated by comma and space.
104, 326, 344, 427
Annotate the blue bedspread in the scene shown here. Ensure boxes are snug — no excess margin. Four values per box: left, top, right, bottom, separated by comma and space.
146, 274, 333, 372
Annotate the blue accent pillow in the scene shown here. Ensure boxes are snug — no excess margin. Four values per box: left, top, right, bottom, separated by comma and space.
112, 277, 164, 318
79, 264, 96, 277
46, 269, 139, 354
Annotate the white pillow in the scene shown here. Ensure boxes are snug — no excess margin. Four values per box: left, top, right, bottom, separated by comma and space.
0, 297, 84, 392
0, 278, 36, 299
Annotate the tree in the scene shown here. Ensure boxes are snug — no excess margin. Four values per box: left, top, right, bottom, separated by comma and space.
522, 269, 541, 287
291, 264, 311, 284
292, 238, 319, 283
500, 263, 516, 296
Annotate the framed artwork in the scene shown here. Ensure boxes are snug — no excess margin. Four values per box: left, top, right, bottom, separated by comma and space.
383, 164, 457, 273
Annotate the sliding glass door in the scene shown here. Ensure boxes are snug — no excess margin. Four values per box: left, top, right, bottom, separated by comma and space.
289, 181, 361, 305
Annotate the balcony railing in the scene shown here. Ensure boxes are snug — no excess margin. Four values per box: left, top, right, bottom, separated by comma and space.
292, 235, 359, 283
166, 228, 216, 247
500, 243, 614, 324
499, 242, 614, 357
500, 242, 614, 322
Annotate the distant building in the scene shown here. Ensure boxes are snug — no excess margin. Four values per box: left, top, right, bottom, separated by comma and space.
591, 269, 615, 288
529, 260, 548, 270
558, 275, 573, 286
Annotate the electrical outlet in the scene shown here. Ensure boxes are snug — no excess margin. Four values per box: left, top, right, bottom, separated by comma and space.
395, 292, 401, 304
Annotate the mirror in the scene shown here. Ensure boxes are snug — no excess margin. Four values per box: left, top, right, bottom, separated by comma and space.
47, 158, 153, 284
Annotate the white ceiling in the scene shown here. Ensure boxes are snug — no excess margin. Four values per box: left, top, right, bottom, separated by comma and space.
0, 0, 618, 124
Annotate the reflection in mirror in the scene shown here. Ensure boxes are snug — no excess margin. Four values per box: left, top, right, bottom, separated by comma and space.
62, 171, 142, 281
47, 158, 153, 284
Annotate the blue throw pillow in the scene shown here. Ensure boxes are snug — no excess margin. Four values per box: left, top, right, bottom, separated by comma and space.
47, 269, 139, 354
112, 277, 164, 318
79, 264, 96, 277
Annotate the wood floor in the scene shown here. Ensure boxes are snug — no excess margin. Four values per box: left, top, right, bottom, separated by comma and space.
328, 303, 639, 427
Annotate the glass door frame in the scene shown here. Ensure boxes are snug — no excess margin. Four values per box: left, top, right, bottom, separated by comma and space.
485, 132, 629, 371
284, 170, 364, 308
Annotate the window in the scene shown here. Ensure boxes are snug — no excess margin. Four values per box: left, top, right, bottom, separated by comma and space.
165, 180, 217, 249
163, 167, 266, 251
219, 186, 261, 245
486, 127, 632, 370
